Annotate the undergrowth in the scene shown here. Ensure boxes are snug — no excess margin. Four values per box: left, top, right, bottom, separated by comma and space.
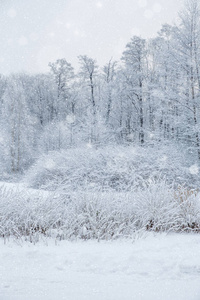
0, 179, 200, 243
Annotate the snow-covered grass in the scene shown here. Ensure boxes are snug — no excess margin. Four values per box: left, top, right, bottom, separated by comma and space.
1, 234, 200, 300
0, 180, 200, 299
0, 180, 200, 242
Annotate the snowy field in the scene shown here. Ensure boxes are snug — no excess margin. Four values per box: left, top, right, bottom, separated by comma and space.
1, 234, 200, 300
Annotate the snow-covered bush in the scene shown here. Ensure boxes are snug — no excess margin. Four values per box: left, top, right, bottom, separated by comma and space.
1, 179, 200, 243
54, 192, 137, 240
24, 145, 199, 192
0, 187, 137, 242
174, 186, 200, 230
133, 180, 180, 231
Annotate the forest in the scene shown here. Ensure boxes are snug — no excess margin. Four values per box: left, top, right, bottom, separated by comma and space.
1, 1, 200, 186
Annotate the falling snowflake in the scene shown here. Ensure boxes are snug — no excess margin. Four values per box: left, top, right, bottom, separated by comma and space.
149, 133, 154, 139
66, 114, 76, 124
44, 159, 56, 170
96, 2, 103, 8
0, 135, 4, 144
65, 23, 71, 29
87, 143, 93, 149
189, 165, 199, 175
74, 30, 80, 36
160, 155, 167, 162
48, 32, 55, 38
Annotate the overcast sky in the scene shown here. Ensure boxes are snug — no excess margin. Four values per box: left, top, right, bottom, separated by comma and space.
1, 0, 183, 74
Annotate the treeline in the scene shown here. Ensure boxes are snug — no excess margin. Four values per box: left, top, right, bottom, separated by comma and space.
0, 0, 200, 174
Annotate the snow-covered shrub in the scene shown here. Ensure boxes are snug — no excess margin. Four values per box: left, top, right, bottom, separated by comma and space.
1, 180, 200, 243
174, 186, 200, 231
133, 180, 180, 231
53, 192, 137, 240
24, 145, 199, 192
0, 187, 136, 241
24, 147, 142, 191
0, 187, 50, 241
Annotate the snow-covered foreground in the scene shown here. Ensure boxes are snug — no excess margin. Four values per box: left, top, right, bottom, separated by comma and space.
0, 234, 200, 300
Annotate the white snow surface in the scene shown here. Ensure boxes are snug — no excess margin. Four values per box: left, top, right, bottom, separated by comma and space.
0, 234, 200, 300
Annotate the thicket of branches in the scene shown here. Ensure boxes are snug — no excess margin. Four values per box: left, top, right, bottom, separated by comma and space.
24, 146, 198, 191
0, 180, 200, 243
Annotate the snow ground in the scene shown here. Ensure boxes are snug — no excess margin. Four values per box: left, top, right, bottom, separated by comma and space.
0, 234, 200, 300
